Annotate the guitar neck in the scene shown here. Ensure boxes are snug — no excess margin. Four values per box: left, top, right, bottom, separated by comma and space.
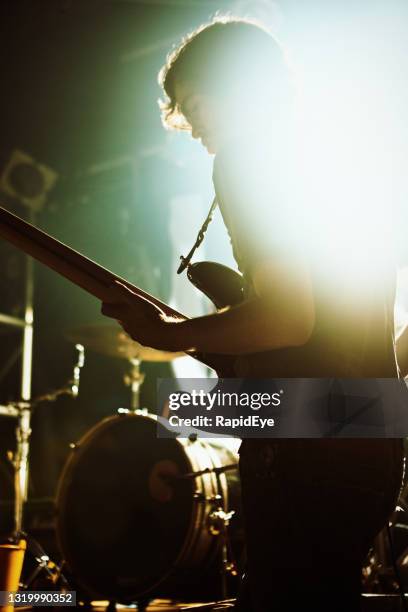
0, 206, 186, 320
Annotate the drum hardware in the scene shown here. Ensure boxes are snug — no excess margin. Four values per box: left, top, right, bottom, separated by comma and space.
123, 358, 145, 410
208, 496, 238, 598
20, 539, 68, 591
179, 464, 239, 598
208, 496, 235, 537
180, 600, 236, 610
173, 462, 239, 598
181, 465, 238, 480
193, 491, 207, 503
0, 344, 85, 588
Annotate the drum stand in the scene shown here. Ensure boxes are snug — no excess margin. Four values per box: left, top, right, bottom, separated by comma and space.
123, 358, 145, 411
0, 344, 85, 587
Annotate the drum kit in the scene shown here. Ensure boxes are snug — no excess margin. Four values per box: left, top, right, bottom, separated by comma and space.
0, 324, 243, 610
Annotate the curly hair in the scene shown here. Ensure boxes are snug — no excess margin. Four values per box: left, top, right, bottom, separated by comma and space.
158, 16, 295, 131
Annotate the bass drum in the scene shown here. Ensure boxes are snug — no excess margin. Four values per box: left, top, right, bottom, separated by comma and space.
56, 412, 242, 602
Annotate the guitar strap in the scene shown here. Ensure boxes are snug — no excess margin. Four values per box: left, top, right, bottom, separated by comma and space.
177, 196, 218, 274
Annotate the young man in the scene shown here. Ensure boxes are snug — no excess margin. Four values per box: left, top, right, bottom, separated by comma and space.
102, 19, 404, 612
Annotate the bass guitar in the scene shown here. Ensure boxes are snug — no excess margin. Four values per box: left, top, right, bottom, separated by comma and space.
0, 205, 244, 376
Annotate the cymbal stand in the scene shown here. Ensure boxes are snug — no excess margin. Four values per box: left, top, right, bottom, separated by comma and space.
123, 358, 145, 411
0, 209, 35, 537
1, 344, 85, 540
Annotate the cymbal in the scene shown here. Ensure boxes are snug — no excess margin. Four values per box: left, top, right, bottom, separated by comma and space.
65, 324, 184, 362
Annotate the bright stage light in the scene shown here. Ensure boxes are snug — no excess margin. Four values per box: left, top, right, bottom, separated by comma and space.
220, 2, 408, 302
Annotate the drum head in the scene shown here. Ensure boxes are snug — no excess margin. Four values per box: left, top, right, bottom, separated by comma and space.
56, 414, 195, 601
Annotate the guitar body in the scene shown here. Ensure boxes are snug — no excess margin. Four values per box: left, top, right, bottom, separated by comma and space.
187, 261, 245, 309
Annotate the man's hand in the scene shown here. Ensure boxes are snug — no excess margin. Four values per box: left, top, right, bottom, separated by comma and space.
101, 281, 179, 352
